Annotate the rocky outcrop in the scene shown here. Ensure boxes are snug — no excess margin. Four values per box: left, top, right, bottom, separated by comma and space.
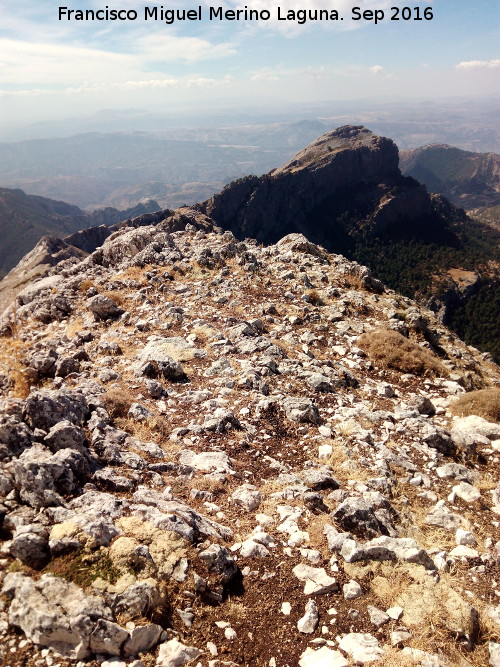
200, 125, 439, 247
0, 186, 159, 279
400, 144, 500, 210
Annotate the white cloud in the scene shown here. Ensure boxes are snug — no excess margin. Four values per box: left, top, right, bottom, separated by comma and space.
0, 75, 234, 97
456, 59, 500, 70
369, 65, 384, 74
0, 32, 237, 87
251, 70, 280, 82
186, 75, 233, 87
136, 33, 236, 64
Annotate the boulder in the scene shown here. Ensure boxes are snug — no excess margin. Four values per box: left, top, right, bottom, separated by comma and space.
87, 294, 124, 321
3, 573, 121, 659
292, 564, 338, 595
332, 493, 399, 539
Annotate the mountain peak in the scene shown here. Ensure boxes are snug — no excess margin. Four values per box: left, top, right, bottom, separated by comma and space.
201, 125, 413, 244
274, 124, 397, 176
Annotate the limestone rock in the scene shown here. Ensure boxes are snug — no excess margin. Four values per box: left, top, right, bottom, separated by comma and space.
332, 494, 399, 539
299, 646, 348, 667
292, 564, 338, 595
338, 633, 384, 663
156, 638, 202, 666
87, 294, 124, 320
3, 573, 118, 659
343, 580, 363, 600
297, 599, 319, 634
396, 580, 479, 638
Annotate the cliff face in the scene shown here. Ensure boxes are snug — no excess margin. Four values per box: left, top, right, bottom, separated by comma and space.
201, 125, 436, 248
400, 144, 500, 210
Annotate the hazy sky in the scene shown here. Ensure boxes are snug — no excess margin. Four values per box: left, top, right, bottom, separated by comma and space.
1, 0, 499, 125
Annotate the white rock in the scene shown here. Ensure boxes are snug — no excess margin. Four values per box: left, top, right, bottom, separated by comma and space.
281, 602, 292, 615
299, 646, 348, 667
452, 482, 481, 503
123, 624, 162, 657
256, 514, 274, 527
239, 539, 270, 558
292, 564, 338, 595
156, 638, 202, 667
489, 641, 500, 667
288, 530, 309, 548
386, 606, 403, 620
297, 600, 319, 634
224, 627, 237, 641
452, 415, 500, 452
401, 647, 446, 666
338, 633, 384, 663
231, 484, 262, 512
343, 580, 363, 600
252, 528, 276, 547
449, 545, 480, 559
367, 606, 390, 628
455, 529, 477, 546
207, 642, 218, 656
318, 444, 333, 460
391, 630, 411, 645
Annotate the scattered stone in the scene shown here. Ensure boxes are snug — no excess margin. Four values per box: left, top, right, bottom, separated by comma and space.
299, 646, 348, 667
332, 494, 399, 539
452, 482, 481, 503
297, 600, 319, 634
231, 484, 262, 512
367, 605, 390, 628
455, 529, 477, 546
281, 602, 292, 615
338, 633, 384, 663
292, 564, 338, 595
343, 580, 363, 600
386, 606, 403, 620
156, 638, 202, 666
87, 294, 124, 321
489, 642, 500, 667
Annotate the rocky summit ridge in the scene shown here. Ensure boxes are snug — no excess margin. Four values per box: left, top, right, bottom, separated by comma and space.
0, 129, 499, 667
199, 125, 436, 246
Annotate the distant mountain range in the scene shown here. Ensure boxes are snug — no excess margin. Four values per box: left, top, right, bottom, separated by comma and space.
0, 123, 328, 210
0, 188, 158, 277
400, 144, 500, 213
1, 107, 499, 212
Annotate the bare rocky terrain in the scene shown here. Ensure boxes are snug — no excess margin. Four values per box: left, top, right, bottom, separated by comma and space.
0, 211, 499, 667
0, 132, 499, 667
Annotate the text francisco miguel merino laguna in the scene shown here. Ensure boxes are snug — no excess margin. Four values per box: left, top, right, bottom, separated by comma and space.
58, 5, 409, 25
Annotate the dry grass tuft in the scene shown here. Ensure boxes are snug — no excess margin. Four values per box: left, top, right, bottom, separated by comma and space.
103, 290, 129, 308
343, 267, 366, 291
449, 388, 500, 423
305, 289, 325, 306
0, 338, 31, 398
358, 329, 447, 377
79, 278, 95, 293
102, 388, 134, 419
